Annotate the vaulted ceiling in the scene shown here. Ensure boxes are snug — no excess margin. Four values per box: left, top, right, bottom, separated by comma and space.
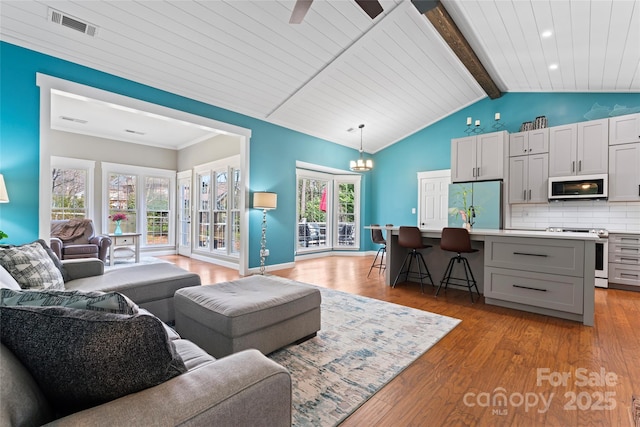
1, 0, 638, 153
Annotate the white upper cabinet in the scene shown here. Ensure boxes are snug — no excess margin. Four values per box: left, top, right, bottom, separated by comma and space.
451, 131, 507, 183
508, 153, 548, 204
509, 128, 549, 157
548, 119, 608, 177
609, 142, 640, 202
609, 113, 640, 145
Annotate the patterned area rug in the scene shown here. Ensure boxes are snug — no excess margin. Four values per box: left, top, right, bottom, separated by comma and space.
266, 276, 461, 427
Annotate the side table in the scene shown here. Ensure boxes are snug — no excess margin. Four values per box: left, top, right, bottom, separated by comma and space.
108, 233, 141, 266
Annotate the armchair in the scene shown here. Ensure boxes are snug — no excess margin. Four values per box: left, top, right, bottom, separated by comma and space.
50, 219, 111, 263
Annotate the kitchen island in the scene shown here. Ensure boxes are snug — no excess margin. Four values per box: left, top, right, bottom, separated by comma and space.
376, 226, 599, 326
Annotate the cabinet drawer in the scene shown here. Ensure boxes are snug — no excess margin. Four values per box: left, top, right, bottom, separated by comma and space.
114, 236, 136, 246
609, 253, 640, 265
608, 263, 640, 287
609, 234, 640, 247
485, 237, 584, 277
485, 267, 583, 314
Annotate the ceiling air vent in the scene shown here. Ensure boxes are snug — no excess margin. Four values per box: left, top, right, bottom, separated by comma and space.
49, 8, 98, 37
60, 116, 88, 124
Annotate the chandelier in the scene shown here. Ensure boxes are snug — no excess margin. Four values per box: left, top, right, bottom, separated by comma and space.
349, 124, 373, 172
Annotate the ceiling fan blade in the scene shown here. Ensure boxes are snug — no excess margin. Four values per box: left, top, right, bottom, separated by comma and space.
354, 0, 384, 19
289, 0, 314, 24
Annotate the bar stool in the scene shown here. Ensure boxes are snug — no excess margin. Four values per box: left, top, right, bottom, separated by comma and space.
436, 227, 480, 303
367, 224, 386, 277
392, 226, 434, 293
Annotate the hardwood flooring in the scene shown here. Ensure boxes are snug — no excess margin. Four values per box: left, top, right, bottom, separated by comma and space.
162, 254, 639, 426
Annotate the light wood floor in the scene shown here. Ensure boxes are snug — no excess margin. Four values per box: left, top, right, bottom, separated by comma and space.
162, 254, 639, 426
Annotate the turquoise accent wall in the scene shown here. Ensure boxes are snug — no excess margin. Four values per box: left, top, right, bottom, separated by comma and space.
0, 42, 362, 270
370, 92, 640, 245
2, 42, 639, 262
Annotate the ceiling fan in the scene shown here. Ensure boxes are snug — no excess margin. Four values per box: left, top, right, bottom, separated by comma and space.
289, 0, 383, 24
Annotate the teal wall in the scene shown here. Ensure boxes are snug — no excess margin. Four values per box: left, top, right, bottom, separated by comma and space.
1, 41, 639, 263
370, 92, 640, 238
0, 42, 362, 269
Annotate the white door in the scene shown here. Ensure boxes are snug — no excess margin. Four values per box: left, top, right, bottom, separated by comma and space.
177, 172, 192, 257
418, 170, 451, 229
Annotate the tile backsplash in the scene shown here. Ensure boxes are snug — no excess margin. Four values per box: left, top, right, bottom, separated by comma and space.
509, 201, 640, 232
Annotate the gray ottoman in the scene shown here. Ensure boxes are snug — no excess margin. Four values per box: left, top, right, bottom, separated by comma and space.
174, 275, 321, 358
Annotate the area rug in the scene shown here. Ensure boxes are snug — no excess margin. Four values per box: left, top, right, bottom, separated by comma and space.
266, 276, 461, 427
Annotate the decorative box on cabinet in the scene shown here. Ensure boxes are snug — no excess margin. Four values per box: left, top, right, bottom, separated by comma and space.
548, 119, 608, 177
451, 131, 507, 183
609, 113, 640, 145
608, 234, 640, 288
608, 142, 640, 201
484, 236, 594, 325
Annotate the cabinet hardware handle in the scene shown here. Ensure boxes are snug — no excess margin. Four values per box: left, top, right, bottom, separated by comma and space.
528, 189, 531, 200
472, 168, 476, 177
523, 190, 527, 200
476, 167, 480, 177
620, 273, 639, 279
621, 247, 639, 252
513, 251, 548, 257
620, 258, 640, 263
572, 161, 575, 172
513, 284, 547, 292
578, 160, 582, 172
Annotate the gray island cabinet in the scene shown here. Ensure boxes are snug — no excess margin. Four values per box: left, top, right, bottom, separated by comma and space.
380, 227, 597, 326
484, 236, 594, 326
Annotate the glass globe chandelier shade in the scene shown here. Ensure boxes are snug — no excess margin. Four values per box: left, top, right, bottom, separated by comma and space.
349, 124, 373, 172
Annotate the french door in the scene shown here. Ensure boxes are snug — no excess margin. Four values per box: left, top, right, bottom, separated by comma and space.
177, 171, 192, 257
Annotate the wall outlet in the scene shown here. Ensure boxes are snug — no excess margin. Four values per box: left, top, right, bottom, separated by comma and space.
260, 249, 270, 257
411, 208, 416, 214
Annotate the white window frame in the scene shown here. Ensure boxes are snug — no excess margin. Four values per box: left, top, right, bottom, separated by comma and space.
102, 162, 176, 248
50, 156, 95, 220
295, 168, 361, 253
193, 155, 241, 260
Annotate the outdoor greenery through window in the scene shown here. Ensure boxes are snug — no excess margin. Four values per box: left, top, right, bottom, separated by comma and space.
108, 173, 137, 234
145, 177, 170, 245
296, 169, 360, 251
51, 168, 88, 220
195, 157, 241, 258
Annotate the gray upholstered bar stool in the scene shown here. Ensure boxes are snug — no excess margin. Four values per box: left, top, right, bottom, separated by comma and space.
367, 224, 386, 277
392, 226, 434, 293
436, 227, 480, 303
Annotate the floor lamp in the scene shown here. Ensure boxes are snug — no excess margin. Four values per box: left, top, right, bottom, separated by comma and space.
253, 192, 277, 275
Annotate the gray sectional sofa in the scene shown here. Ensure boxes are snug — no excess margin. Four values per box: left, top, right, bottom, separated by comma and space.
1, 251, 293, 426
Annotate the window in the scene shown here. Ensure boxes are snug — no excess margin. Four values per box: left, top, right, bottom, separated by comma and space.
103, 162, 175, 248
296, 169, 361, 253
50, 157, 95, 220
194, 156, 241, 258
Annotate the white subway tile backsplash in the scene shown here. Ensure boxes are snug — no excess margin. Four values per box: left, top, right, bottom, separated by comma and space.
508, 201, 640, 231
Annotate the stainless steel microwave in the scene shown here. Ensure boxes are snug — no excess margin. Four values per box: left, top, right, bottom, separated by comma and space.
548, 174, 608, 201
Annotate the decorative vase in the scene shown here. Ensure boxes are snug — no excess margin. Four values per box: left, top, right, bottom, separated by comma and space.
464, 222, 472, 231
114, 220, 123, 235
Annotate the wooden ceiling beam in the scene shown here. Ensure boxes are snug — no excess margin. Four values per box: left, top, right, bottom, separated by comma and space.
413, 1, 502, 99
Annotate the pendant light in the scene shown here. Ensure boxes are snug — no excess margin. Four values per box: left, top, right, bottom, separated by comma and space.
349, 124, 373, 172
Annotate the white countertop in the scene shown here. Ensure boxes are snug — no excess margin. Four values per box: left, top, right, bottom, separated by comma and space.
371, 226, 601, 241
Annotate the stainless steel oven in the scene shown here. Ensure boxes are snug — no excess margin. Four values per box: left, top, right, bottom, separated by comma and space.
547, 227, 609, 288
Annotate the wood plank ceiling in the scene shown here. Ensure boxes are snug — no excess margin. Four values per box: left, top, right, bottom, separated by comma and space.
1, 0, 638, 153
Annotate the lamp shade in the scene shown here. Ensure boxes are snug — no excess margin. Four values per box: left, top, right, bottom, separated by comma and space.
253, 192, 277, 210
0, 174, 8, 203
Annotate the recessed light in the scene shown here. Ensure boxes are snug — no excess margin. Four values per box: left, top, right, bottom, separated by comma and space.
541, 30, 553, 38
549, 64, 559, 70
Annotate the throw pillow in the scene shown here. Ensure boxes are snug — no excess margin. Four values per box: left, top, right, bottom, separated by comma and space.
0, 265, 21, 290
0, 306, 187, 417
0, 240, 69, 282
0, 242, 64, 290
1, 289, 139, 315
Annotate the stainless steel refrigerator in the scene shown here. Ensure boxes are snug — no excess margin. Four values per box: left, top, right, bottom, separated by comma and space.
448, 180, 503, 229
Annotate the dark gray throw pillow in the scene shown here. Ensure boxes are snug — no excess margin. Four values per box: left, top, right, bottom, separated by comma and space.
0, 306, 187, 417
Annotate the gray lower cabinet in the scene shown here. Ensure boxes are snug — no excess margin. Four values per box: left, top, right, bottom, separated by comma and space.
608, 233, 640, 288
484, 236, 594, 325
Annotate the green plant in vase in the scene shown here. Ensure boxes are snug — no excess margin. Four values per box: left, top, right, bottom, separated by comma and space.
448, 185, 479, 229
